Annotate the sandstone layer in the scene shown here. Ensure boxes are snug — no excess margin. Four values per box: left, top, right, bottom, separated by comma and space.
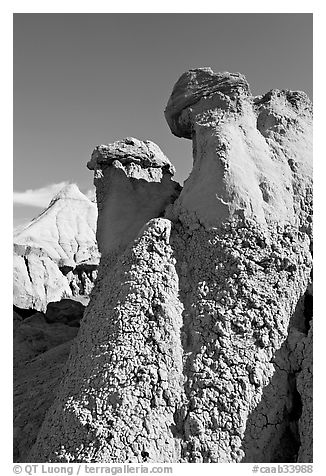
14, 184, 100, 312
28, 69, 312, 463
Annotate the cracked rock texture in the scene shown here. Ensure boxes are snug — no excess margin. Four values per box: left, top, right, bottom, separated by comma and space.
296, 322, 313, 463
13, 184, 100, 312
28, 69, 312, 463
29, 218, 184, 462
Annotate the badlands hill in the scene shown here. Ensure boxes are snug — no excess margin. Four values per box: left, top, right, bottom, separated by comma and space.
13, 184, 100, 312
15, 68, 312, 464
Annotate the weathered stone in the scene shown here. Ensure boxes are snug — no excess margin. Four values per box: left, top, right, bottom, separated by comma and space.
29, 219, 184, 463
163, 69, 312, 462
297, 323, 313, 462
27, 70, 312, 463
165, 69, 312, 230
87, 138, 181, 257
13, 184, 100, 312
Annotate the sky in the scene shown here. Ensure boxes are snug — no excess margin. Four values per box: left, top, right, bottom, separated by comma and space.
13, 13, 313, 227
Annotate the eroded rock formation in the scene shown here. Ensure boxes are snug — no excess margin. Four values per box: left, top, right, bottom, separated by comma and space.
28, 69, 312, 463
163, 68, 313, 462
87, 138, 181, 258
13, 184, 100, 312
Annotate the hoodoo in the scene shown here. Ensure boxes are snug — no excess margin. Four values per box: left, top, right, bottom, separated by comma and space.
164, 68, 312, 462
28, 70, 312, 463
29, 140, 184, 463
87, 137, 181, 258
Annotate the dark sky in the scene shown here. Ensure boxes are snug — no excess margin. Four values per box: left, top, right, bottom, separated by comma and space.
13, 13, 313, 226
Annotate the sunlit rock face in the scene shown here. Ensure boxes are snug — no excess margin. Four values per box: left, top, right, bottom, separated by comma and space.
164, 68, 313, 462
165, 68, 312, 230
28, 70, 312, 464
87, 137, 181, 258
13, 184, 100, 312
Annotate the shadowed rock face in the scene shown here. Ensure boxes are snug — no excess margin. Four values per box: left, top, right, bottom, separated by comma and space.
87, 138, 181, 258
28, 70, 312, 463
14, 341, 76, 462
13, 309, 79, 462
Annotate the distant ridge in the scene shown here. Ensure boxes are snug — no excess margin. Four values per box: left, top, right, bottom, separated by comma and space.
13, 183, 100, 312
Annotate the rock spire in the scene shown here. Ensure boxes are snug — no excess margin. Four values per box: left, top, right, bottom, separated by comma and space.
28, 70, 312, 463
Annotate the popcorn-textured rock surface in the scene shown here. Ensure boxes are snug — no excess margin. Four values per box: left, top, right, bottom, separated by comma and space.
13, 184, 100, 312
165, 68, 250, 138
29, 219, 184, 462
28, 70, 312, 463
87, 138, 181, 257
296, 322, 313, 463
164, 68, 312, 462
